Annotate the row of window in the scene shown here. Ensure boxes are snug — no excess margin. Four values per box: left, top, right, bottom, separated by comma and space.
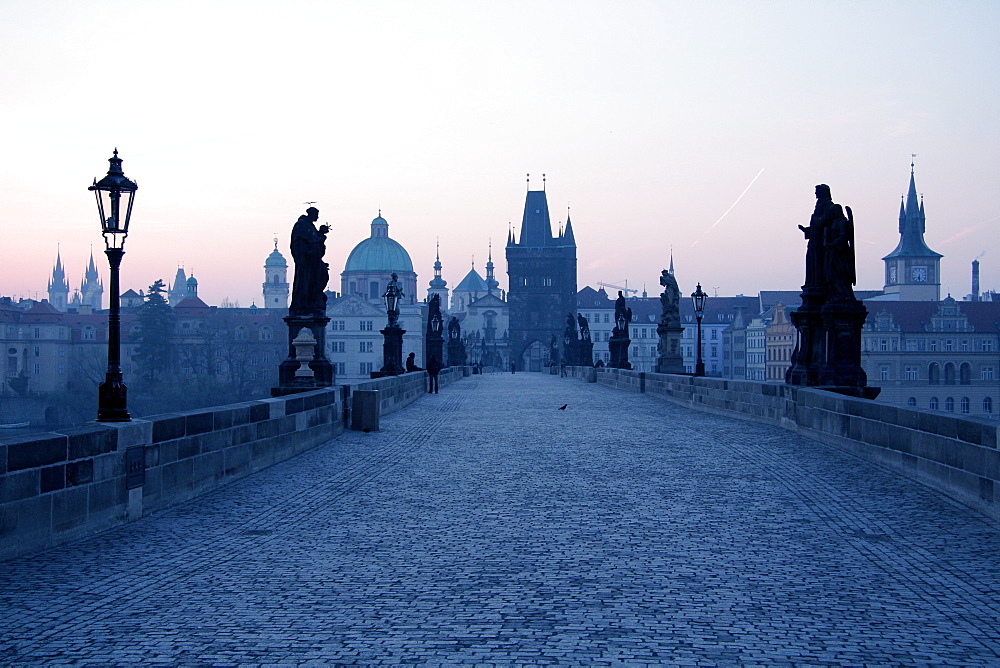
908, 396, 994, 415
878, 363, 995, 383
867, 338, 996, 352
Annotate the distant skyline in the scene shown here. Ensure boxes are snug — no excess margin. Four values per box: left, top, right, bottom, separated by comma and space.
1, 1, 997, 306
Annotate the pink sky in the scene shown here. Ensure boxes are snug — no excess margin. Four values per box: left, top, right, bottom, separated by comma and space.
1, 1, 997, 306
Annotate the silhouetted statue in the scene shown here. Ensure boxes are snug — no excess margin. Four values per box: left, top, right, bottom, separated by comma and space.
824, 201, 857, 302
289, 207, 330, 315
798, 184, 834, 292
658, 269, 681, 327
577, 313, 591, 342
564, 312, 577, 345
614, 290, 633, 335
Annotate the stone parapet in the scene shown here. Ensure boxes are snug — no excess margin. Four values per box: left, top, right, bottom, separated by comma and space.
589, 368, 1000, 520
1, 368, 469, 562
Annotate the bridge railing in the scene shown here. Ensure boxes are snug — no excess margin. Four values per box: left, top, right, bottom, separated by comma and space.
570, 367, 999, 521
0, 367, 465, 562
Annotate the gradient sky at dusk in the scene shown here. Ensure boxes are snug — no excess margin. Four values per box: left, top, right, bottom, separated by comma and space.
1, 0, 997, 306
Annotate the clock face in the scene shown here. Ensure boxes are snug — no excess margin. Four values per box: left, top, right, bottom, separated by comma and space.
912, 267, 928, 282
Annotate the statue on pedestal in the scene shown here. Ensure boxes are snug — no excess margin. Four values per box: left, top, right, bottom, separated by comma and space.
275, 206, 334, 393
787, 185, 877, 399
656, 269, 685, 374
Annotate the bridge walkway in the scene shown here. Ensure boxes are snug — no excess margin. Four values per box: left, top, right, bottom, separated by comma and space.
2, 372, 1000, 664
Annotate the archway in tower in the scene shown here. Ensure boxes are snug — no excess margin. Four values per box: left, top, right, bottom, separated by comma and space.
522, 340, 550, 372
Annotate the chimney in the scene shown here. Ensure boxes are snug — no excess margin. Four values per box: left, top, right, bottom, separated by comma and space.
972, 260, 980, 302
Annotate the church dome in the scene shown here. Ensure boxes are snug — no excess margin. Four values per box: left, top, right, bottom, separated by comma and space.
344, 214, 414, 273
265, 248, 287, 267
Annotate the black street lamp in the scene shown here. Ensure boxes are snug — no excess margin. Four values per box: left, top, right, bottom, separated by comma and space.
380, 273, 406, 376
89, 149, 137, 421
691, 282, 707, 377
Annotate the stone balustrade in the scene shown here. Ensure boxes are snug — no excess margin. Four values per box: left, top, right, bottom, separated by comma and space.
584, 367, 1000, 520
0, 367, 465, 561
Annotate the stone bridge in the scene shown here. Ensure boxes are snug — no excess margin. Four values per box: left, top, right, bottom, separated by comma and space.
2, 371, 1000, 664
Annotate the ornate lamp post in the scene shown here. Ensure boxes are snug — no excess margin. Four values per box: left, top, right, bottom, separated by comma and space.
691, 282, 707, 377
380, 273, 406, 376
426, 296, 444, 370
89, 150, 136, 422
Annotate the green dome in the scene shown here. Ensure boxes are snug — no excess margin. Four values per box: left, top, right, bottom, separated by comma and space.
344, 215, 414, 273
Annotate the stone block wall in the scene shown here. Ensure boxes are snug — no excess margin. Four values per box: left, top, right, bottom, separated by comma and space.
1, 369, 468, 561
589, 368, 1000, 520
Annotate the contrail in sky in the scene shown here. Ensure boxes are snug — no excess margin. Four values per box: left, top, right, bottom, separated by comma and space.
691, 168, 765, 247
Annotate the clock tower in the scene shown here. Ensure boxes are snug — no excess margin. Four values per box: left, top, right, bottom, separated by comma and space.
882, 162, 942, 301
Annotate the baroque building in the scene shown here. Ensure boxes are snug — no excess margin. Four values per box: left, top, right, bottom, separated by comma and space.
506, 184, 577, 371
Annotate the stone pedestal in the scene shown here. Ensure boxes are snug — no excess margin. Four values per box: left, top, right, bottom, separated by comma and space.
276, 314, 333, 391
609, 334, 632, 370
426, 333, 444, 370
785, 288, 826, 386
819, 300, 870, 389
655, 322, 684, 374
380, 325, 406, 376
447, 339, 467, 367
577, 340, 594, 367
563, 339, 580, 367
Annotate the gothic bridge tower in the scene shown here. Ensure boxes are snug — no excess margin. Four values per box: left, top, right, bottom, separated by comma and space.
506, 176, 577, 370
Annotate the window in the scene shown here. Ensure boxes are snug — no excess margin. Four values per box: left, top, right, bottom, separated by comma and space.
83, 327, 95, 341
905, 366, 918, 381
907, 397, 917, 407
984, 397, 993, 414
944, 363, 956, 385
929, 363, 940, 385
331, 320, 345, 331
360, 362, 373, 374
711, 345, 718, 357
331, 341, 345, 353
945, 397, 955, 413
879, 339, 888, 352
930, 397, 939, 410
361, 321, 373, 331
359, 341, 373, 353
369, 281, 380, 300
33, 363, 39, 375
33, 346, 39, 357
604, 314, 609, 323
961, 339, 969, 352
930, 340, 938, 352
944, 340, 954, 352
985, 339, 995, 353
960, 363, 971, 385
711, 329, 718, 340
34, 328, 40, 338
336, 362, 346, 374
880, 367, 889, 381
260, 327, 273, 341
983, 367, 995, 381
960, 397, 970, 414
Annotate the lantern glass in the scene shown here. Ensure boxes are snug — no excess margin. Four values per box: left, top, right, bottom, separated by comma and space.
89, 150, 137, 250
691, 283, 707, 317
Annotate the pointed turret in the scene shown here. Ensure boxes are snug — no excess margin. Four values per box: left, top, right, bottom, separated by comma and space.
48, 246, 70, 311
79, 248, 104, 309
427, 239, 449, 305
563, 212, 576, 246
485, 240, 499, 294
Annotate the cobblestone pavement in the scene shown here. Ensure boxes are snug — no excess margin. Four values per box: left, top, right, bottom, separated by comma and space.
3, 373, 1000, 665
